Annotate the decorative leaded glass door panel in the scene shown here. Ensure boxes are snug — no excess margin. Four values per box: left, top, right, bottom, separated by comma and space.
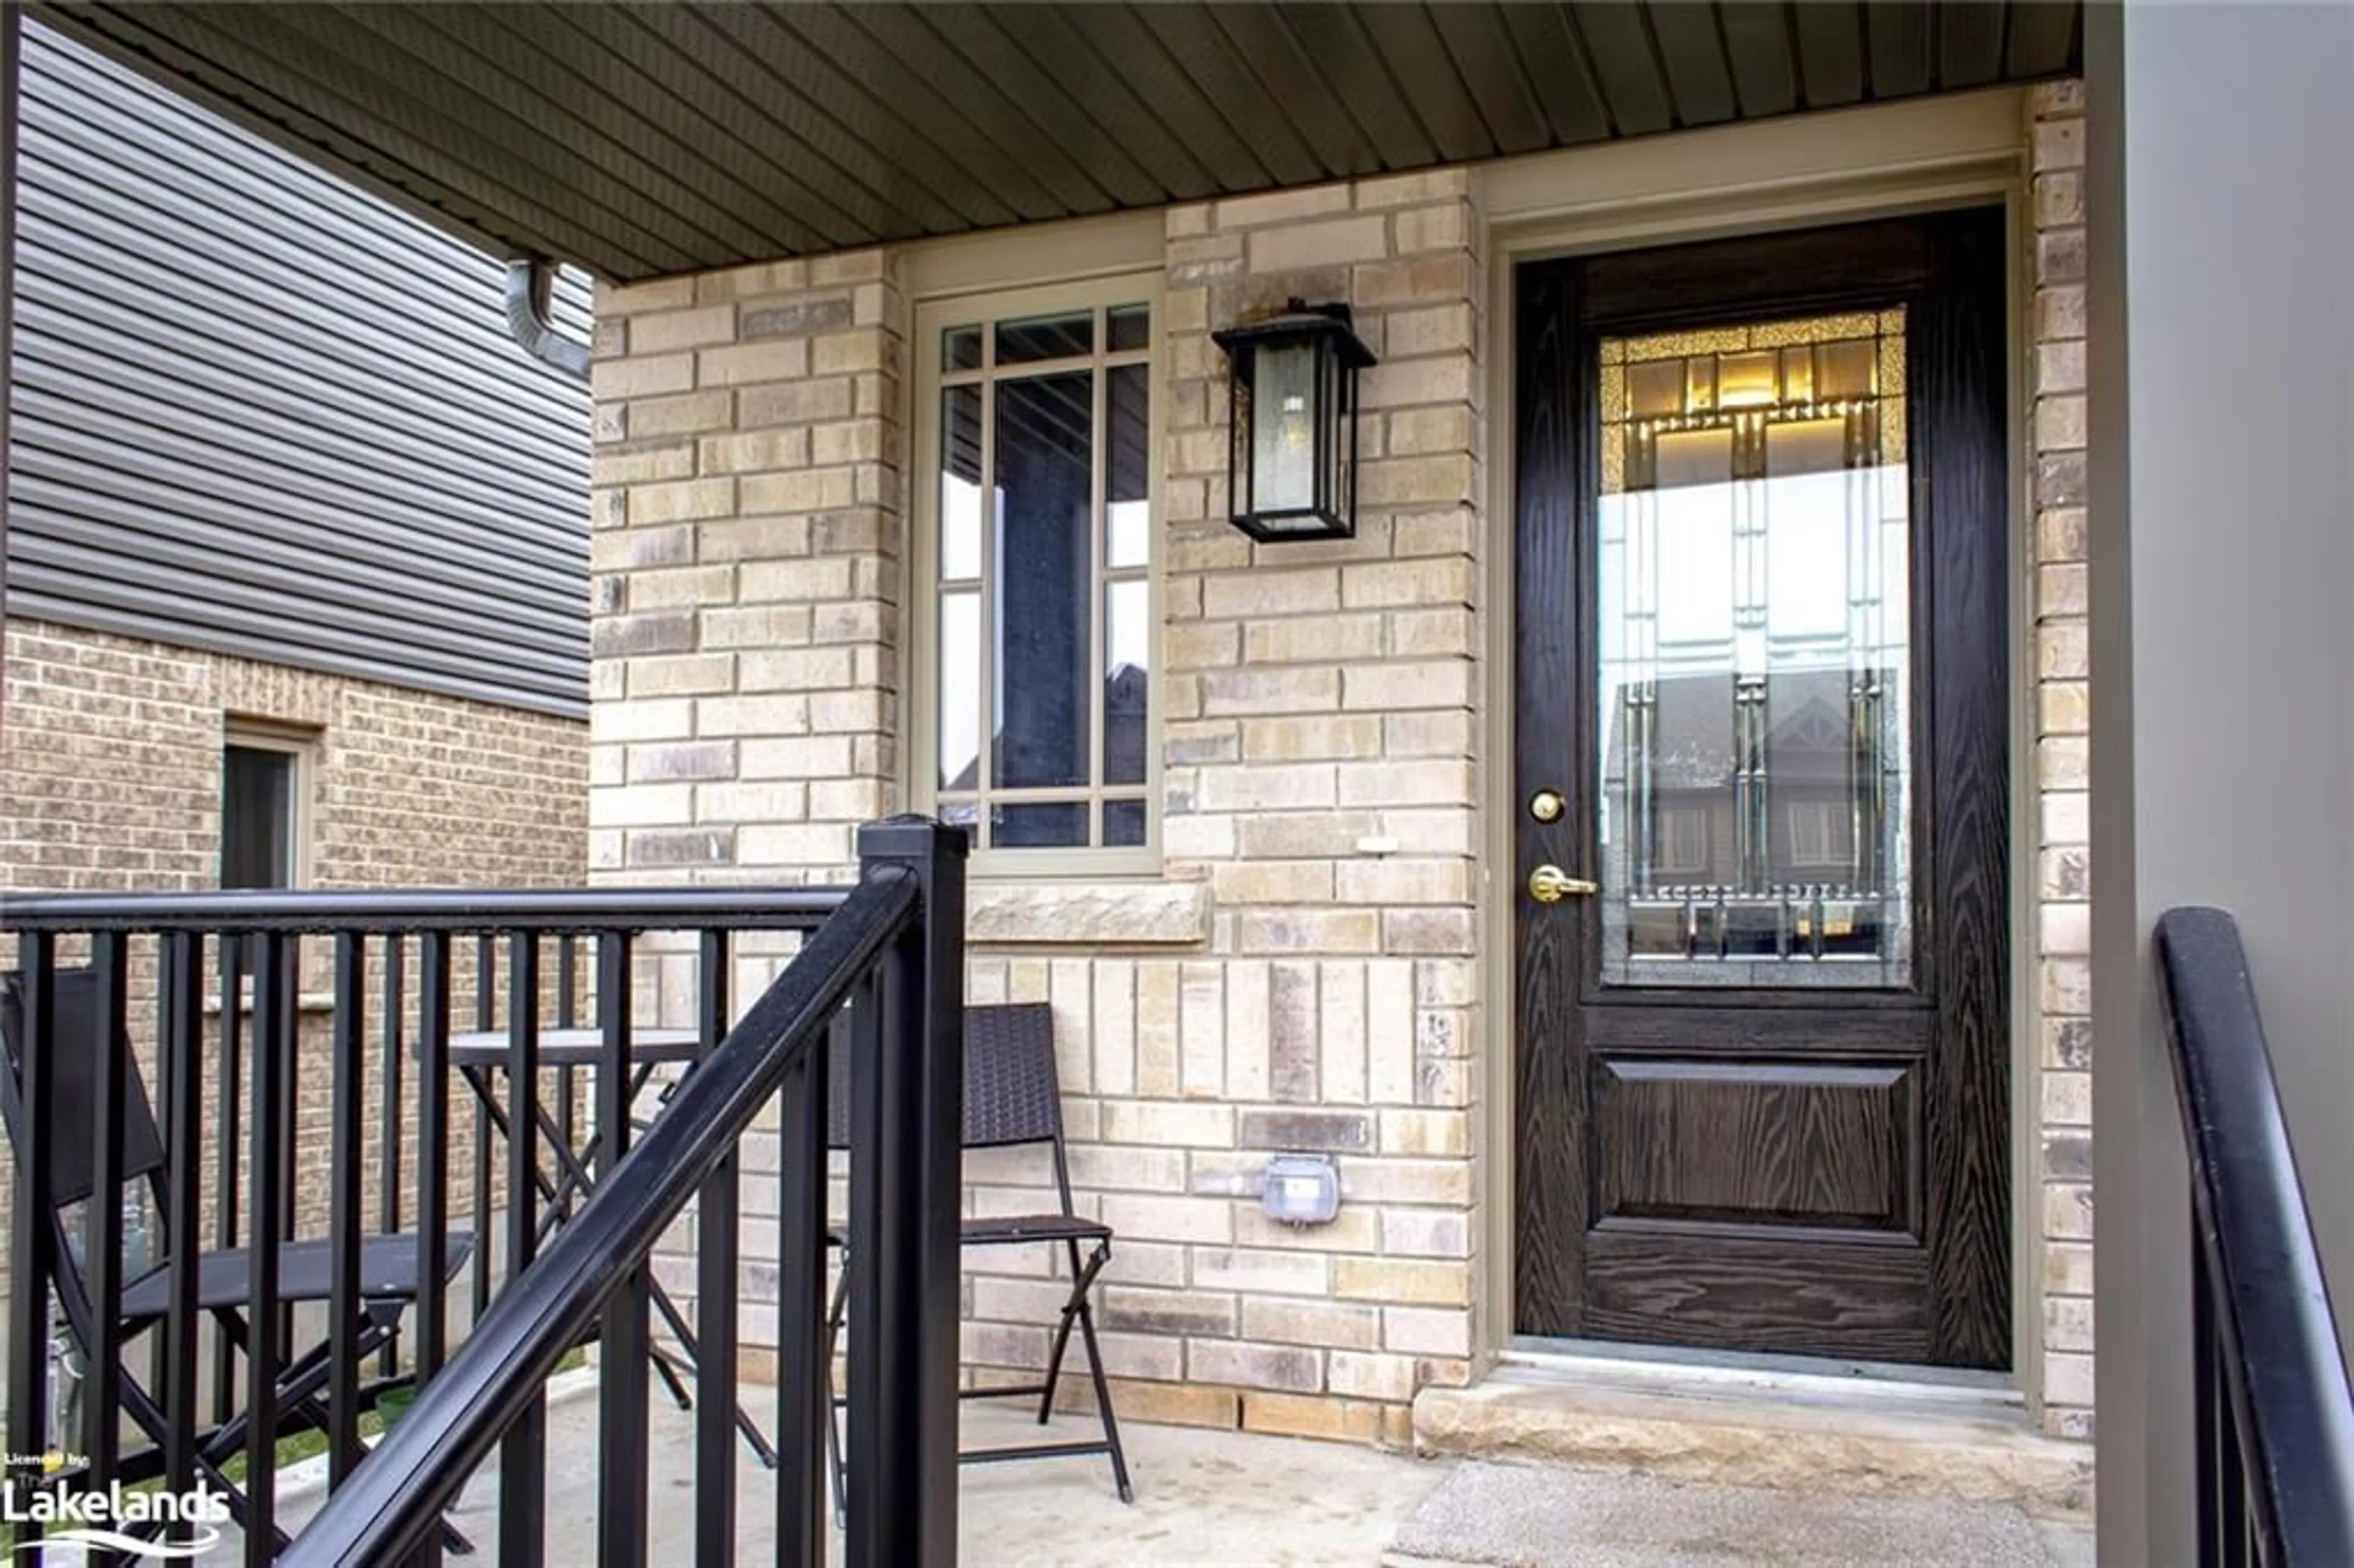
1596, 311, 1913, 988
1512, 213, 2013, 1369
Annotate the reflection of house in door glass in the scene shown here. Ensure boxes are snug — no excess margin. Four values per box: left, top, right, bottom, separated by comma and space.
1595, 310, 1914, 988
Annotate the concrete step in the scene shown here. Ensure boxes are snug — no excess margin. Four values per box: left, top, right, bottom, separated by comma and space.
1412, 1357, 2095, 1524
1383, 1458, 2096, 1567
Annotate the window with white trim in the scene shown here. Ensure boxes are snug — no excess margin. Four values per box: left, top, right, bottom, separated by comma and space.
914, 278, 1159, 868
220, 722, 315, 889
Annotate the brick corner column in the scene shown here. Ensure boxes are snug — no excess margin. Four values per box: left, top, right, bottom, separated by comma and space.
2027, 77, 2093, 1442
587, 253, 907, 893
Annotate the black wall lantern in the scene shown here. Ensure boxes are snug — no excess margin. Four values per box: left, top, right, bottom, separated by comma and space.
1212, 299, 1377, 542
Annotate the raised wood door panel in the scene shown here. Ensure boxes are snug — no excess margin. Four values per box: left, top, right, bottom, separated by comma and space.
1592, 1059, 1920, 1231
1512, 210, 2011, 1369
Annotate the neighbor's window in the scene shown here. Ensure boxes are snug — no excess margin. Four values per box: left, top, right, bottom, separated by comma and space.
221, 726, 313, 888
918, 280, 1157, 864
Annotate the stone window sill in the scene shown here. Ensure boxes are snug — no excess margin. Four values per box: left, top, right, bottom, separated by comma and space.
967, 879, 1211, 947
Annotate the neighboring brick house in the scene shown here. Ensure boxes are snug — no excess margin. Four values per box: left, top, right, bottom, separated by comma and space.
2, 21, 590, 901
0, 25, 591, 1234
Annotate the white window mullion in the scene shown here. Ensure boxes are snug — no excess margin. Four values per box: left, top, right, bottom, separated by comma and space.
1087, 307, 1109, 848
976, 365, 997, 851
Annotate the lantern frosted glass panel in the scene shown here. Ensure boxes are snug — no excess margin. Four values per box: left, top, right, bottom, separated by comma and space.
1322, 338, 1352, 526
1249, 341, 1319, 516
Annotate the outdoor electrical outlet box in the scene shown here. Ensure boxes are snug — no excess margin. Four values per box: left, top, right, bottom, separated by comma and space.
1261, 1152, 1342, 1227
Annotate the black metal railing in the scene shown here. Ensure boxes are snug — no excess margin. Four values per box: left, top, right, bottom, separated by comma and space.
0, 815, 968, 1567
2157, 907, 2354, 1567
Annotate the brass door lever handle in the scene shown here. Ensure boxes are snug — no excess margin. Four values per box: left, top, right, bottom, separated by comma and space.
1528, 864, 1599, 903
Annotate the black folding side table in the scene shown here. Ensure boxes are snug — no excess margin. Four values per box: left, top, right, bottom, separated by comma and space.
433, 1024, 774, 1466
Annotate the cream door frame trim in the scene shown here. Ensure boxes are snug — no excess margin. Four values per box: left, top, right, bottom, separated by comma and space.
1484, 86, 2028, 235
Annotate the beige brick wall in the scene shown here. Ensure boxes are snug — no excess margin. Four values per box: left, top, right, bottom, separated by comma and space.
596, 177, 1484, 1442
587, 256, 904, 889
1108, 174, 1484, 1439
0, 615, 588, 1252
599, 99, 2101, 1448
2028, 80, 2093, 1441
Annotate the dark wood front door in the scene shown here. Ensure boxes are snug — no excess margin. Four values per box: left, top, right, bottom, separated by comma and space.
1512, 210, 2011, 1368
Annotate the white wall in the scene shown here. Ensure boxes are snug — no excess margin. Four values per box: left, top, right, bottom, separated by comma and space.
2089, 5, 2354, 1562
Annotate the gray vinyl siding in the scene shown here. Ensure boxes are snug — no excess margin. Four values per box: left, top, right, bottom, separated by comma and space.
5, 23, 592, 717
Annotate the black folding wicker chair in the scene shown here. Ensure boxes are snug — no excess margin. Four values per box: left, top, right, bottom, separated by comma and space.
0, 967, 476, 1555
821, 1000, 1133, 1523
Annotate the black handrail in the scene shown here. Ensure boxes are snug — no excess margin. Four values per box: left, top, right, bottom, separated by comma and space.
282, 867, 918, 1564
281, 813, 969, 1567
2, 883, 854, 1561
2156, 907, 2354, 1566
0, 886, 851, 934
1, 817, 969, 1567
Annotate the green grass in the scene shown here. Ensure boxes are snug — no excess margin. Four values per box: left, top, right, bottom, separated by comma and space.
216, 1412, 372, 1485
221, 1343, 593, 1482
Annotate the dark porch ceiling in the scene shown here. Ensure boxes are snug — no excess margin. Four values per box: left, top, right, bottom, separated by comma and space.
34, 2, 2081, 283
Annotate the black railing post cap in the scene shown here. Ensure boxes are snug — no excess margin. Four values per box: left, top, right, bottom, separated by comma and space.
856, 815, 972, 863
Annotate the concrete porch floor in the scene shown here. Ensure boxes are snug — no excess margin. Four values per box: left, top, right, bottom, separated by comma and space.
264, 1371, 2095, 1565
273, 1371, 1446, 1565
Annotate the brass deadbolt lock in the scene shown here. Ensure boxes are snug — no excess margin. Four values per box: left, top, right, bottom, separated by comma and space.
1528, 790, 1565, 823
